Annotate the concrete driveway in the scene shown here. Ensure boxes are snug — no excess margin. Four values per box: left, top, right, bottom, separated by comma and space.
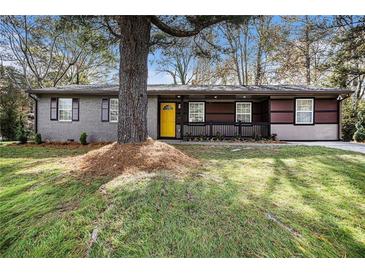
289, 141, 365, 154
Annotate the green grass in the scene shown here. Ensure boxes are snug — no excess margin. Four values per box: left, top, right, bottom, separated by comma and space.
0, 143, 364, 257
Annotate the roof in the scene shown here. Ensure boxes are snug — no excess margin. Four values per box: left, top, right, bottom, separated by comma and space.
26, 84, 353, 96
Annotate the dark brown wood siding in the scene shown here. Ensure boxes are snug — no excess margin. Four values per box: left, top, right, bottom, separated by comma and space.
271, 112, 294, 123
270, 98, 339, 124
270, 99, 294, 111
206, 102, 235, 122
315, 98, 338, 124
315, 99, 338, 111
270, 100, 294, 123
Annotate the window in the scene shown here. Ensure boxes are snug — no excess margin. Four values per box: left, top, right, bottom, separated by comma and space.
236, 102, 252, 123
110, 98, 119, 122
189, 102, 205, 122
295, 98, 314, 124
58, 98, 72, 121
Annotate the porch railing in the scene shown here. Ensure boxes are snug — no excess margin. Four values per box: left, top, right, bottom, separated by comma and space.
182, 122, 270, 139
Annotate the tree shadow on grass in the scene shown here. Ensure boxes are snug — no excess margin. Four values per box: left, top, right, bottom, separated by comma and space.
262, 157, 365, 257
88, 160, 365, 258
89, 173, 305, 257
0, 164, 107, 257
315, 156, 365, 195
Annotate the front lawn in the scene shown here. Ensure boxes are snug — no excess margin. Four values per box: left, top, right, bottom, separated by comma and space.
0, 143, 364, 257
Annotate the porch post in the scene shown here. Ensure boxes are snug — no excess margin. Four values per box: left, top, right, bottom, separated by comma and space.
180, 95, 184, 139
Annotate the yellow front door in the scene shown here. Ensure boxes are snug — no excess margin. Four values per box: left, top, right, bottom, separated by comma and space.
160, 103, 176, 138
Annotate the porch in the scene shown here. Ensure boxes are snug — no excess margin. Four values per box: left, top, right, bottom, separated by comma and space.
157, 94, 271, 139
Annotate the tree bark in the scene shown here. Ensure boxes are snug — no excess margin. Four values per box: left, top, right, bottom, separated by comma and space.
255, 40, 263, 85
243, 24, 249, 85
117, 16, 151, 143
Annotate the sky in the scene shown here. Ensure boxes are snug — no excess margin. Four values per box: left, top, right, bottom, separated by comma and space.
148, 51, 172, 85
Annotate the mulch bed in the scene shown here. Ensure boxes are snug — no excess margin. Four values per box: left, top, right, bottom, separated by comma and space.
65, 139, 200, 178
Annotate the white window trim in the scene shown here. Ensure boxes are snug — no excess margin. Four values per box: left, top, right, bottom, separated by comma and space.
109, 98, 119, 123
188, 102, 205, 123
235, 102, 252, 123
58, 98, 72, 122
295, 98, 314, 125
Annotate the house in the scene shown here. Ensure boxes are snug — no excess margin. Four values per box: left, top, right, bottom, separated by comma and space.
26, 84, 353, 142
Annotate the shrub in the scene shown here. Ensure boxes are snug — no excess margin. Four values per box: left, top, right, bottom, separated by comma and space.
15, 118, 29, 144
341, 99, 365, 141
0, 107, 18, 140
35, 133, 42, 144
353, 111, 365, 142
353, 128, 365, 142
80, 132, 88, 145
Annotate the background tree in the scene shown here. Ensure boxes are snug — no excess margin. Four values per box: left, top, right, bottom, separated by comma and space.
0, 65, 27, 140
156, 38, 196, 85
155, 28, 226, 85
327, 16, 365, 140
329, 16, 365, 108
219, 21, 250, 85
271, 16, 331, 85
215, 16, 279, 85
0, 16, 117, 88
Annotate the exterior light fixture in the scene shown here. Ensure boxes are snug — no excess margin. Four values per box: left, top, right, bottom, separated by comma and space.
337, 95, 343, 101
214, 96, 218, 99
177, 95, 181, 98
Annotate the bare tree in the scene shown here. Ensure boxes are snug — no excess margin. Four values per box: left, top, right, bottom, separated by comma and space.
156, 39, 196, 85
220, 21, 250, 85
272, 16, 331, 85
0, 16, 116, 88
253, 16, 274, 85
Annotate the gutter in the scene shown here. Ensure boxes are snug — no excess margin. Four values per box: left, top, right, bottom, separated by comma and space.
28, 93, 38, 134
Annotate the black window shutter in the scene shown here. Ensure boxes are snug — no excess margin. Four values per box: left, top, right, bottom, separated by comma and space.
72, 98, 79, 121
50, 98, 58, 120
101, 98, 109, 122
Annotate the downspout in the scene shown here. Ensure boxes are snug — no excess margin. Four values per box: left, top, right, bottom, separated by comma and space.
28, 93, 38, 134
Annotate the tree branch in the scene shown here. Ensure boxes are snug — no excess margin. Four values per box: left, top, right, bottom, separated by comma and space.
150, 16, 229, 37
103, 17, 122, 39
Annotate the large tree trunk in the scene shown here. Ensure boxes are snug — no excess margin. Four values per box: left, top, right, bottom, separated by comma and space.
117, 16, 151, 143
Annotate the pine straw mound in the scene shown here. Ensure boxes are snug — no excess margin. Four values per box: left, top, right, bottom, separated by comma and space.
68, 139, 199, 178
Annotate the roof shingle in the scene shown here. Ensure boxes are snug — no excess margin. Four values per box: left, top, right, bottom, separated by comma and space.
27, 84, 352, 96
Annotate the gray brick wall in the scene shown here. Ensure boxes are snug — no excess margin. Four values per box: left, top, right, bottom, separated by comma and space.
37, 94, 158, 142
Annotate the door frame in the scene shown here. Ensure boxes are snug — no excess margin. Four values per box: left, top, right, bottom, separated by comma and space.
158, 101, 177, 139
